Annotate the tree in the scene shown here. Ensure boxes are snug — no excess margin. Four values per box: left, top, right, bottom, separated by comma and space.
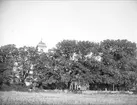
0, 44, 18, 88
13, 46, 39, 86
100, 39, 137, 90
52, 40, 101, 90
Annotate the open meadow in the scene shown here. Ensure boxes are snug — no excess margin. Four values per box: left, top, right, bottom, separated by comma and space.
0, 91, 137, 105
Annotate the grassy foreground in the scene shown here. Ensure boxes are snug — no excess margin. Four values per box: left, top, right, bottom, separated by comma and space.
0, 91, 137, 105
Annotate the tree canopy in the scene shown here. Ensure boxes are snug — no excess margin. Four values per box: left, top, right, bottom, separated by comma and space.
0, 39, 137, 91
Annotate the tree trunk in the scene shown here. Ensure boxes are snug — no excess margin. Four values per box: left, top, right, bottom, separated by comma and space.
113, 84, 114, 91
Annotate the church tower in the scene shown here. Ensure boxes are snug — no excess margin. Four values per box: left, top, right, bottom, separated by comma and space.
37, 39, 47, 52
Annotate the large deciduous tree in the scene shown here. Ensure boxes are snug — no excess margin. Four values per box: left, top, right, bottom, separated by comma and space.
13, 46, 39, 86
100, 39, 137, 90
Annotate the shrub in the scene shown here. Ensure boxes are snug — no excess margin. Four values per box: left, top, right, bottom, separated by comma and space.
0, 84, 29, 92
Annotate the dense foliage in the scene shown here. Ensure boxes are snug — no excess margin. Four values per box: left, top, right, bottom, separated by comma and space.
0, 39, 137, 91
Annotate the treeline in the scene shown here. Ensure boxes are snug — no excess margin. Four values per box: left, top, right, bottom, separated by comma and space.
0, 39, 137, 91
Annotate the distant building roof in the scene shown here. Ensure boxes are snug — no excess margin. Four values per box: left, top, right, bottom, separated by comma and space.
37, 40, 46, 48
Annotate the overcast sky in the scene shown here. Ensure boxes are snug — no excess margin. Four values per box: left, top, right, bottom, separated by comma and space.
0, 0, 137, 49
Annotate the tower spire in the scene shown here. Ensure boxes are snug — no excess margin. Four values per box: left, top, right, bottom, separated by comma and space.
41, 37, 43, 42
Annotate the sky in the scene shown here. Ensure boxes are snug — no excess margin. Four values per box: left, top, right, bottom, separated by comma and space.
0, 0, 137, 49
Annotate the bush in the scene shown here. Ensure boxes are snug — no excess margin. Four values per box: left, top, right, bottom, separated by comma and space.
132, 89, 137, 94
0, 84, 29, 92
129, 87, 137, 94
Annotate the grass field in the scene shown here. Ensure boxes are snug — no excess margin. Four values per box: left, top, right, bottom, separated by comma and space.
0, 91, 137, 105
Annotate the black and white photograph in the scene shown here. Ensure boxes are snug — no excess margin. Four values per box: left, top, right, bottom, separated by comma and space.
0, 0, 137, 105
